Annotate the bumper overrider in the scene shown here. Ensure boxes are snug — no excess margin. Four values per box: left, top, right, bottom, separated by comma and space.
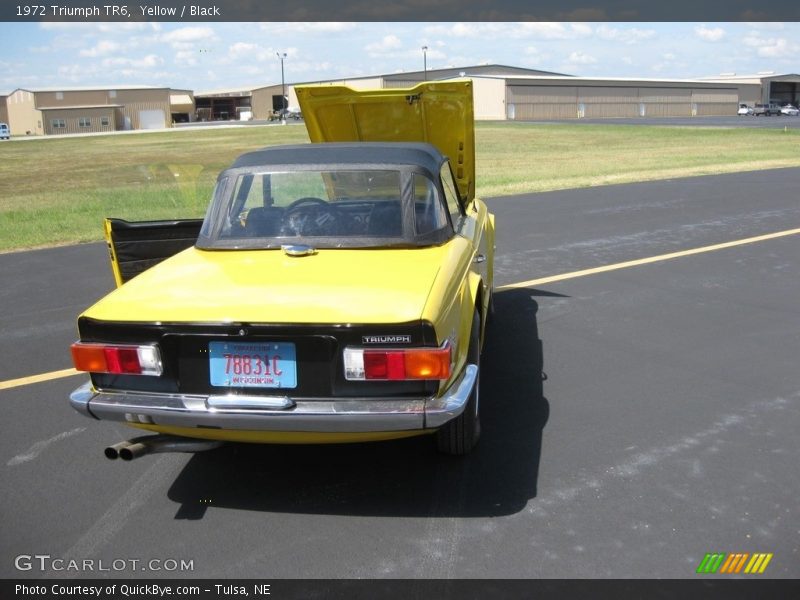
69, 364, 478, 433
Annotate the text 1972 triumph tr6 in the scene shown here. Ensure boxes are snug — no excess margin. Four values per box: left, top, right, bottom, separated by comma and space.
69, 80, 495, 457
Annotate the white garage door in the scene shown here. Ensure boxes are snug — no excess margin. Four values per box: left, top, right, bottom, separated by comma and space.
138, 109, 165, 129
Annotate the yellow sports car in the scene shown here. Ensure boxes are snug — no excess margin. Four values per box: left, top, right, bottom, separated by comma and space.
69, 80, 495, 457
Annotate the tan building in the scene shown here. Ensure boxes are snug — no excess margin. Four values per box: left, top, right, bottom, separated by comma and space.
12, 65, 781, 134
373, 69, 756, 120
197, 65, 568, 122
696, 73, 800, 106
495, 75, 756, 120
3, 86, 195, 136
282, 65, 762, 121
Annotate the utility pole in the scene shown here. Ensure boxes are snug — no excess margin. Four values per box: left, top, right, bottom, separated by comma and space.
276, 52, 287, 123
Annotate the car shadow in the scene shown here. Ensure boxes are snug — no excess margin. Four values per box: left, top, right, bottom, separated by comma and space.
167, 288, 552, 519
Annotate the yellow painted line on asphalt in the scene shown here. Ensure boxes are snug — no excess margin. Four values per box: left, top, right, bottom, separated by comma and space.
0, 368, 80, 391
4, 227, 800, 392
498, 227, 800, 290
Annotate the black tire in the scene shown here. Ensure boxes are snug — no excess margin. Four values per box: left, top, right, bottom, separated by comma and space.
436, 311, 481, 456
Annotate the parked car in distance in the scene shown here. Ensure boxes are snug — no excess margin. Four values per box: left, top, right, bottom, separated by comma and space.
780, 104, 799, 116
737, 104, 754, 116
0, 123, 10, 139
69, 80, 495, 459
268, 107, 303, 121
753, 103, 782, 116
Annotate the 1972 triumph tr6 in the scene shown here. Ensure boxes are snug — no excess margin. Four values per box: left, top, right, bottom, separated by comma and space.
69, 80, 495, 457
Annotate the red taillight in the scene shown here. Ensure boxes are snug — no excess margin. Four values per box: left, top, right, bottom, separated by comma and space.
104, 346, 142, 374
71, 342, 162, 376
345, 345, 451, 381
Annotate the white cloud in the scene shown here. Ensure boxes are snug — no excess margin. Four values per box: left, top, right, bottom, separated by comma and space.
79, 40, 121, 58
162, 27, 216, 44
755, 39, 796, 58
174, 50, 199, 67
58, 63, 102, 82
290, 61, 334, 74
102, 55, 164, 69
422, 23, 484, 38
365, 35, 403, 55
566, 51, 597, 65
228, 42, 260, 60
596, 25, 656, 44
227, 42, 278, 63
515, 23, 593, 39
695, 26, 726, 42
742, 34, 799, 58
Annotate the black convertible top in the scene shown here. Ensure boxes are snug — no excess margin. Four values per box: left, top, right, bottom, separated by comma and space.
229, 142, 446, 176
198, 141, 456, 250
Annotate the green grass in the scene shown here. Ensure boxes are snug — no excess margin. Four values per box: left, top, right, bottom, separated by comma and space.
477, 121, 800, 196
1, 122, 799, 251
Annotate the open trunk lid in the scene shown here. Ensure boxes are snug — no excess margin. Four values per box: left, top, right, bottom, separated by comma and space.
296, 79, 476, 202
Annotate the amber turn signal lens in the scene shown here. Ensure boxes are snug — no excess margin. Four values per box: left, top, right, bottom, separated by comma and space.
71, 343, 108, 373
404, 348, 450, 379
354, 344, 451, 380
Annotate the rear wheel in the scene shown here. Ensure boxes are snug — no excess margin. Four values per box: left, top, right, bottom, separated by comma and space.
436, 311, 481, 456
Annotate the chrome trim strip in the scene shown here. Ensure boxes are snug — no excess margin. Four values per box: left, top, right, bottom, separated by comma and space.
207, 395, 296, 410
67, 363, 477, 434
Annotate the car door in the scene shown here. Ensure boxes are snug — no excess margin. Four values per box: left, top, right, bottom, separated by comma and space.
104, 217, 203, 287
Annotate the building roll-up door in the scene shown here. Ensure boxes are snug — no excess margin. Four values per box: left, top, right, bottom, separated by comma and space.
138, 109, 166, 129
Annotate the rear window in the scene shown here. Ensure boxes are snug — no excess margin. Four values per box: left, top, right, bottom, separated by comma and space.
198, 168, 451, 249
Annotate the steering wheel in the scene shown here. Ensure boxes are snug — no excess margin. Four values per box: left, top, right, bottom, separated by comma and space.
281, 197, 340, 236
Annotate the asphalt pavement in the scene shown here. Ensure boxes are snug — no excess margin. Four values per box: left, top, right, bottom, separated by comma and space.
1, 168, 798, 579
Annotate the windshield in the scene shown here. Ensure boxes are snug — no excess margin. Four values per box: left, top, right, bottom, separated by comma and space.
197, 168, 450, 249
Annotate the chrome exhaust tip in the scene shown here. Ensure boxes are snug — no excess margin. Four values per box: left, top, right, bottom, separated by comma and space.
104, 435, 224, 461
104, 440, 133, 460
119, 441, 150, 461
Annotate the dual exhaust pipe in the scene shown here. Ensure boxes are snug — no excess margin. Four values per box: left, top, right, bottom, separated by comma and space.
105, 434, 224, 461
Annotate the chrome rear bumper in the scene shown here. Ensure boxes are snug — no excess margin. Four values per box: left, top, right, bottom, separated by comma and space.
70, 364, 478, 433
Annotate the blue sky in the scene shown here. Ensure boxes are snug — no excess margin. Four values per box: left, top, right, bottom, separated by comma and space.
1, 22, 798, 93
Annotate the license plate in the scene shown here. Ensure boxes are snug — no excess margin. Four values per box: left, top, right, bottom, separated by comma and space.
209, 341, 297, 389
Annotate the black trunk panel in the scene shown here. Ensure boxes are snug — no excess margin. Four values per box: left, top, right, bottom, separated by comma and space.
80, 318, 438, 398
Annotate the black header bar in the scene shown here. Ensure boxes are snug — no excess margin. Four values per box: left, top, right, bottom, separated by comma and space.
4, 579, 800, 600
4, 1, 800, 22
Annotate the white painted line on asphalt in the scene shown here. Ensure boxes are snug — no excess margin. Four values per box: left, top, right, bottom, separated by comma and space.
498, 226, 800, 290
3, 226, 800, 391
